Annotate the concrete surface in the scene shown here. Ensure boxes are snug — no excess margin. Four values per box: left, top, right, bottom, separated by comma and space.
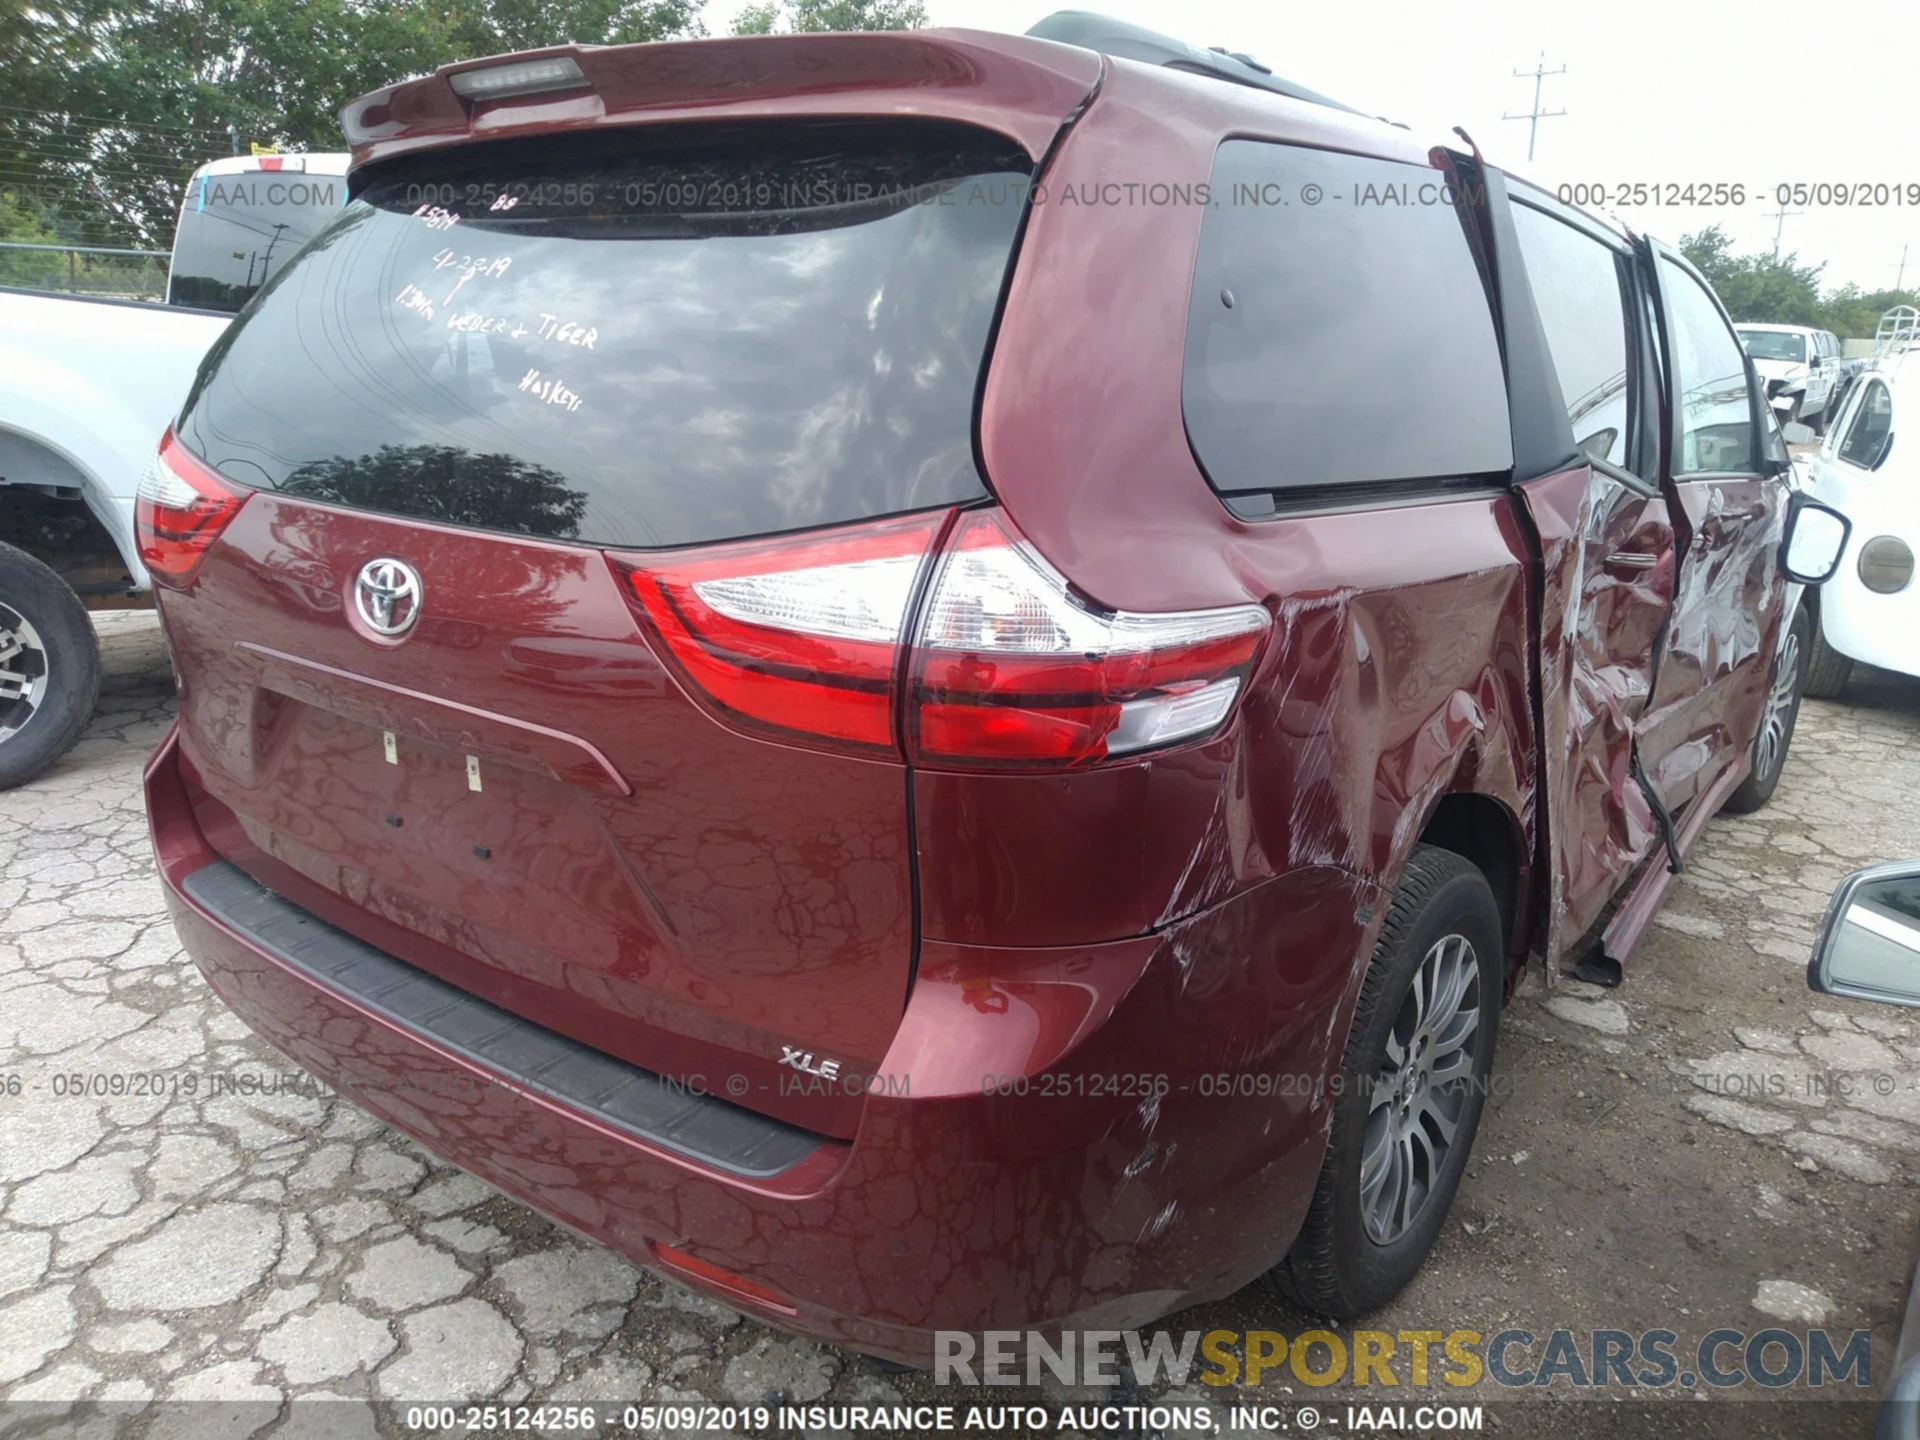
1, 613, 1917, 1437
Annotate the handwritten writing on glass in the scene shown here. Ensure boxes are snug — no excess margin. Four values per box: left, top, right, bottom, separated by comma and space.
411, 204, 460, 232
431, 249, 513, 306
535, 313, 598, 349
446, 311, 523, 339
519, 369, 584, 413
394, 284, 436, 322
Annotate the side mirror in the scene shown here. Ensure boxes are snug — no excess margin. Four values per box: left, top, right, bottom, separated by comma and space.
1779, 494, 1851, 583
1781, 421, 1815, 445
1809, 862, 1920, 1009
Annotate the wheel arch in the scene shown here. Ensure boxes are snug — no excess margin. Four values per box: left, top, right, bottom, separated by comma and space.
1413, 789, 1528, 986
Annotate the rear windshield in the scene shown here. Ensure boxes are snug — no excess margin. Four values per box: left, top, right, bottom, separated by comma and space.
174, 122, 1033, 549
168, 166, 346, 312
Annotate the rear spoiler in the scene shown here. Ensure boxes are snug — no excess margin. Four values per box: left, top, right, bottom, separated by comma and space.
339, 30, 1104, 173
1025, 9, 1368, 117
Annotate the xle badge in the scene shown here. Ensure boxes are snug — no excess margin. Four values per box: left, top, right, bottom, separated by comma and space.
778, 1046, 840, 1082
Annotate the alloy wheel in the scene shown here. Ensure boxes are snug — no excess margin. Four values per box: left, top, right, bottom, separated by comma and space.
0, 605, 50, 743
1360, 932, 1482, 1245
1754, 627, 1802, 784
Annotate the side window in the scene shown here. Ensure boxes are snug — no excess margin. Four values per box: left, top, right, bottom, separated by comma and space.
1511, 203, 1632, 467
1660, 258, 1754, 474
1837, 381, 1894, 469
1182, 141, 1512, 498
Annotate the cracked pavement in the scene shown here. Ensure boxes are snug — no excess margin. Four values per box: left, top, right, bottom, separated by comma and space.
1, 613, 1918, 1437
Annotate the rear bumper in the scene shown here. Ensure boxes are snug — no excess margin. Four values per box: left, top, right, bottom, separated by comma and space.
147, 726, 1364, 1363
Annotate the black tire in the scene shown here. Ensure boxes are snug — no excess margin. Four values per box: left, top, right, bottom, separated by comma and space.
0, 542, 102, 790
1724, 604, 1810, 814
1802, 611, 1853, 700
1271, 845, 1501, 1317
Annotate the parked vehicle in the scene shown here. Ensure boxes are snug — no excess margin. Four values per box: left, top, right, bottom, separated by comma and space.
144, 18, 1847, 1361
1805, 862, 1920, 1440
1739, 322, 1846, 431
1798, 306, 1919, 697
0, 152, 347, 788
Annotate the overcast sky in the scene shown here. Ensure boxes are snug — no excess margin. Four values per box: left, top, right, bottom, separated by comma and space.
701, 0, 1920, 294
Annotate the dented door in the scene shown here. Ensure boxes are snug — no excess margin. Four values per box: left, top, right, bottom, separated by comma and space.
1634, 240, 1790, 814
1514, 463, 1672, 963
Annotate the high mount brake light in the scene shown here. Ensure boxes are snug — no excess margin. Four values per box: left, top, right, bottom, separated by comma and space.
448, 57, 590, 101
136, 430, 248, 587
615, 507, 1268, 766
614, 512, 950, 756
907, 510, 1270, 769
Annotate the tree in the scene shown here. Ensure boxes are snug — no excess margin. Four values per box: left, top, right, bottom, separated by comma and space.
731, 0, 927, 35
1679, 225, 1824, 327
0, 0, 703, 248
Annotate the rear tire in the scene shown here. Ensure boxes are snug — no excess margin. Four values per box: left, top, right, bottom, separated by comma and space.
1725, 604, 1809, 814
1271, 845, 1501, 1317
1801, 612, 1853, 700
0, 542, 101, 790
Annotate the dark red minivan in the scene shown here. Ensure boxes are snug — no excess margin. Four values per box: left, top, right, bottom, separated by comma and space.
144, 17, 1818, 1360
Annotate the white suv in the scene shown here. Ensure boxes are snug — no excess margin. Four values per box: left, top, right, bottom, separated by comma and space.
1738, 322, 1845, 430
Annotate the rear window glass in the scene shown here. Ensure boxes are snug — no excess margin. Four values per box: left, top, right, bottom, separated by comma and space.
168, 166, 346, 313
174, 122, 1032, 549
1182, 141, 1512, 500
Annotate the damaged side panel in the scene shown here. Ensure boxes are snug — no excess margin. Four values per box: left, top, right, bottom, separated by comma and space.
1512, 462, 1670, 968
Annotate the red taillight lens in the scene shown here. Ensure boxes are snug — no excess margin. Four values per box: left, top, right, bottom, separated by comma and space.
136, 430, 247, 587
613, 511, 951, 756
907, 510, 1269, 769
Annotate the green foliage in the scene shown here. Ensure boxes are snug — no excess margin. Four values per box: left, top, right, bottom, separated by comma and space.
0, 190, 68, 288
729, 0, 927, 35
1680, 224, 1917, 339
0, 0, 703, 247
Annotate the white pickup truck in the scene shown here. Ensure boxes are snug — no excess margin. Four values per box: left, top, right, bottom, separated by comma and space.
0, 153, 347, 787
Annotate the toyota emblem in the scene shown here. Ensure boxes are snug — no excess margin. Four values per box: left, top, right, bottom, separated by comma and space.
354, 558, 422, 638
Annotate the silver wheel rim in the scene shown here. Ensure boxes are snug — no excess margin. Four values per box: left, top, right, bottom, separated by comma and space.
0, 606, 51, 743
1361, 933, 1482, 1246
1754, 628, 1801, 782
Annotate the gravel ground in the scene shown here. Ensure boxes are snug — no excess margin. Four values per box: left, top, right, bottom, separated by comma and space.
1, 612, 1917, 1439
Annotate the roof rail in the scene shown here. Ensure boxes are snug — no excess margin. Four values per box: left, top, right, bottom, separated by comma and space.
1025, 10, 1368, 117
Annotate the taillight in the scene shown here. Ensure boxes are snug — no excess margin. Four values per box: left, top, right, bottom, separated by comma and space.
136, 430, 247, 587
907, 509, 1269, 769
615, 506, 1267, 768
614, 511, 950, 756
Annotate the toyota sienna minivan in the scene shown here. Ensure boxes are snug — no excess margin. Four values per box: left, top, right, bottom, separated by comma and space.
142, 16, 1838, 1362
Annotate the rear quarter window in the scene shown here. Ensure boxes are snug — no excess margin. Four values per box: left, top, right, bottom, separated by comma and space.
1182, 141, 1512, 503
174, 122, 1033, 549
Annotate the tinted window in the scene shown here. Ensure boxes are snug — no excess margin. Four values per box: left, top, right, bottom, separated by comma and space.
175, 123, 1031, 548
1512, 204, 1631, 466
1838, 381, 1893, 468
1663, 259, 1753, 473
168, 167, 346, 313
1183, 142, 1511, 497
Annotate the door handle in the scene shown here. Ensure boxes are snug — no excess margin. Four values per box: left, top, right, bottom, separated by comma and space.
1604, 551, 1660, 570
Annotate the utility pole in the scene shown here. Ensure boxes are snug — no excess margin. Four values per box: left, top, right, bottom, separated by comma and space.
1764, 203, 1804, 262
1897, 244, 1910, 292
1502, 53, 1566, 162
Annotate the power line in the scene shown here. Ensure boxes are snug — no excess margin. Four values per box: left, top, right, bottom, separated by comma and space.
1501, 53, 1566, 163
